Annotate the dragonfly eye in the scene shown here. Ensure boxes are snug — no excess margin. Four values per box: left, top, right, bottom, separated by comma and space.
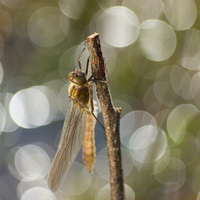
68, 69, 87, 85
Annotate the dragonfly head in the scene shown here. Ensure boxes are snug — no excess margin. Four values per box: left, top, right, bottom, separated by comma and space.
68, 69, 87, 85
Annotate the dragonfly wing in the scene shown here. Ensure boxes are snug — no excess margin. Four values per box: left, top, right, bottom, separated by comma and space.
47, 102, 86, 192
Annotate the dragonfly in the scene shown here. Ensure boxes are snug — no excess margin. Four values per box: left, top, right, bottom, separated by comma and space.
47, 43, 106, 192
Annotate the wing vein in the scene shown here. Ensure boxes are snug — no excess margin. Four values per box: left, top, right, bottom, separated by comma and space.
47, 101, 86, 192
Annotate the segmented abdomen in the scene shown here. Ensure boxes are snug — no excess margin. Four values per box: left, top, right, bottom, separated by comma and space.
83, 112, 96, 172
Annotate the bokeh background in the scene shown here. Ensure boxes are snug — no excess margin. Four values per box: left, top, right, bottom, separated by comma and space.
0, 0, 200, 199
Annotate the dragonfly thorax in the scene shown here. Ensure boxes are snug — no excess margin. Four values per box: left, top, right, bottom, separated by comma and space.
69, 83, 90, 106
68, 69, 87, 86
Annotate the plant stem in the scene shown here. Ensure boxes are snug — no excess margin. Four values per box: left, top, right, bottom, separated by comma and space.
87, 32, 125, 200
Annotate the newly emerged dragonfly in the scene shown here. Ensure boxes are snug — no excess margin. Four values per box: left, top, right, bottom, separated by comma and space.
47, 44, 105, 192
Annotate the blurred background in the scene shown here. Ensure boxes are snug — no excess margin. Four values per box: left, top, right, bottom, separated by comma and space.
0, 0, 200, 199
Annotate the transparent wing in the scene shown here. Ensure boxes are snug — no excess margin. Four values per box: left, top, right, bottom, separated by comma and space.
47, 101, 86, 192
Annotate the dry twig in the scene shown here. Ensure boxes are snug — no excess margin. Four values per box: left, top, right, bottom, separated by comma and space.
87, 33, 125, 200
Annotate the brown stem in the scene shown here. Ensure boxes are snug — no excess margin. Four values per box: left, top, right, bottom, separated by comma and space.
87, 32, 125, 200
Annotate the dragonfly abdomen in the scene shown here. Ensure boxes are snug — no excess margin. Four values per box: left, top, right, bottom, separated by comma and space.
83, 112, 96, 173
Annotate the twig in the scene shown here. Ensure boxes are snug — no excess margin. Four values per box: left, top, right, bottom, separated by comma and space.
87, 33, 125, 200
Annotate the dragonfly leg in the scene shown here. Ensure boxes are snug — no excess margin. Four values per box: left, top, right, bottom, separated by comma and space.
78, 41, 87, 70
85, 56, 90, 76
87, 58, 111, 84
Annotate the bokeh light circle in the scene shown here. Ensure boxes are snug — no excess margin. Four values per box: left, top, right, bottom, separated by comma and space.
96, 183, 135, 200
21, 187, 56, 200
181, 29, 200, 65
170, 65, 193, 100
120, 111, 157, 148
139, 19, 176, 61
167, 104, 200, 143
123, 0, 163, 23
59, 162, 92, 195
0, 62, 3, 84
163, 0, 197, 30
58, 0, 86, 20
178, 55, 200, 71
146, 186, 180, 200
129, 125, 167, 164
32, 85, 59, 125
2, 93, 19, 133
155, 157, 186, 192
7, 146, 22, 180
9, 88, 50, 128
15, 145, 50, 181
28, 7, 69, 47
97, 6, 140, 48
59, 46, 78, 81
